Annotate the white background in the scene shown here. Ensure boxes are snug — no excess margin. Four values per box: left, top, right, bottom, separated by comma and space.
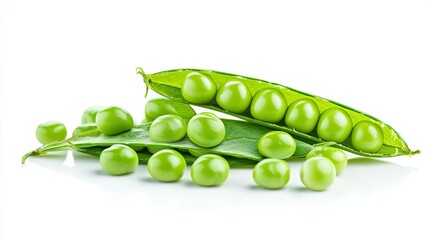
1, 0, 428, 239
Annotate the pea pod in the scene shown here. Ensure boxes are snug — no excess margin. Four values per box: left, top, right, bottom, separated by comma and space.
22, 119, 313, 165
137, 67, 419, 158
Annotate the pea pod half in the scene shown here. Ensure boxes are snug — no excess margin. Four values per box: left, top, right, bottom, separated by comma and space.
137, 67, 419, 158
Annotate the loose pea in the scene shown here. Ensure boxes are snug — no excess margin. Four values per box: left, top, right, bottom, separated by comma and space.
253, 159, 290, 189
285, 98, 319, 133
258, 131, 296, 159
187, 113, 226, 148
147, 146, 170, 154
99, 144, 139, 175
351, 120, 384, 153
216, 80, 252, 113
250, 88, 287, 123
300, 157, 336, 191
81, 106, 104, 124
191, 154, 230, 187
147, 149, 186, 182
72, 123, 97, 137
317, 108, 353, 143
306, 146, 347, 175
35, 121, 67, 144
96, 106, 134, 136
149, 114, 187, 143
182, 72, 217, 104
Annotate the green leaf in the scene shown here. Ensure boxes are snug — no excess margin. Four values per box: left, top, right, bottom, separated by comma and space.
137, 67, 419, 158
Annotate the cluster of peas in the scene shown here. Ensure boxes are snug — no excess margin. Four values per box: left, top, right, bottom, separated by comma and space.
182, 72, 385, 153
35, 104, 346, 190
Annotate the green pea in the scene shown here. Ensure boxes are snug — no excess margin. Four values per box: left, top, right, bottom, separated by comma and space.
300, 157, 336, 191
96, 106, 134, 136
189, 149, 211, 157
191, 154, 230, 187
36, 121, 67, 144
81, 106, 104, 124
128, 145, 145, 152
351, 120, 384, 153
216, 80, 252, 113
145, 98, 196, 122
306, 146, 347, 175
149, 114, 187, 143
285, 98, 319, 133
181, 72, 217, 104
250, 88, 287, 123
72, 123, 97, 137
187, 113, 225, 148
253, 159, 290, 189
258, 131, 296, 159
317, 107, 353, 143
147, 149, 186, 182
99, 144, 139, 175
147, 146, 170, 154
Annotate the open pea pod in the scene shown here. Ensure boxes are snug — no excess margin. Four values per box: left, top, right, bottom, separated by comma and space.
137, 67, 419, 158
22, 119, 313, 165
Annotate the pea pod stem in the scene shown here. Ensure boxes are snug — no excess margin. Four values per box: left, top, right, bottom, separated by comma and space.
137, 67, 419, 158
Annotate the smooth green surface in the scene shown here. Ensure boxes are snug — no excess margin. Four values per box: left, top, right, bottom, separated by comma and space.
351, 120, 384, 153
317, 107, 353, 143
257, 131, 296, 159
147, 149, 186, 182
35, 121, 67, 144
187, 113, 226, 148
99, 144, 138, 175
181, 72, 217, 104
285, 98, 320, 133
253, 159, 290, 189
147, 146, 170, 154
145, 98, 196, 122
138, 67, 419, 157
81, 106, 104, 124
250, 88, 287, 123
23, 119, 314, 165
96, 106, 134, 136
188, 149, 211, 157
216, 80, 252, 113
149, 114, 187, 143
191, 154, 230, 186
72, 123, 98, 137
306, 146, 347, 175
300, 157, 336, 191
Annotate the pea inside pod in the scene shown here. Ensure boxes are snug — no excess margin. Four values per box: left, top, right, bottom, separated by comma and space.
137, 67, 419, 157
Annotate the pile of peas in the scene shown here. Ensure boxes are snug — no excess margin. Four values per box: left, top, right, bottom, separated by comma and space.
33, 70, 384, 191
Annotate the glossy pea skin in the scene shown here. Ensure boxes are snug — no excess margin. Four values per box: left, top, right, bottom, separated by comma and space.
317, 108, 353, 143
72, 123, 97, 137
306, 146, 347, 175
36, 121, 67, 144
182, 72, 217, 104
147, 149, 186, 182
191, 154, 230, 187
99, 144, 139, 175
187, 113, 226, 148
300, 157, 336, 191
258, 131, 296, 159
144, 98, 196, 123
96, 106, 134, 136
285, 98, 320, 133
253, 159, 290, 189
250, 88, 287, 123
149, 114, 187, 143
81, 106, 104, 124
351, 120, 384, 153
147, 146, 170, 154
216, 80, 252, 113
